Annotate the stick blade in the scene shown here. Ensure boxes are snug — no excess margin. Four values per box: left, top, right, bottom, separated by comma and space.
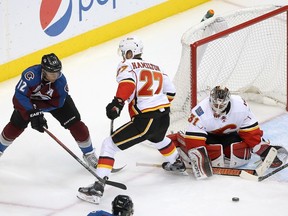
240, 170, 259, 181
111, 165, 127, 173
77, 193, 101, 204
240, 147, 277, 181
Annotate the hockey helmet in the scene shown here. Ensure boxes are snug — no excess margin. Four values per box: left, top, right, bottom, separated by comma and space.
41, 53, 62, 73
209, 86, 230, 115
118, 36, 143, 59
112, 195, 134, 216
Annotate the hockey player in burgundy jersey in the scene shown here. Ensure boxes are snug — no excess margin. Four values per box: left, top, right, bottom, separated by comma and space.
169, 86, 288, 179
77, 36, 185, 204
0, 53, 98, 169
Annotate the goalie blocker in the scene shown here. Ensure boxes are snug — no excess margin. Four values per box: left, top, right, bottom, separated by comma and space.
168, 132, 288, 179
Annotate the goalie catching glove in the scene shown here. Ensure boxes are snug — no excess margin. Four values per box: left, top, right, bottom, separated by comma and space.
106, 97, 124, 120
29, 109, 48, 133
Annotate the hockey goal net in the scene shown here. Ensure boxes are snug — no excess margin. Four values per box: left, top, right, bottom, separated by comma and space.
170, 5, 288, 132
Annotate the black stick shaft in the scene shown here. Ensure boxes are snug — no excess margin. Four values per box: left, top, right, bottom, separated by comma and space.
110, 120, 114, 135
259, 163, 288, 181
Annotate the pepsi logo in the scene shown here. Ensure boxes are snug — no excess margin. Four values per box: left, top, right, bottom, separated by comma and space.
40, 0, 72, 37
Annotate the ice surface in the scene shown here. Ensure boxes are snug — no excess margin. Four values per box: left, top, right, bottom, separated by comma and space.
0, 0, 288, 215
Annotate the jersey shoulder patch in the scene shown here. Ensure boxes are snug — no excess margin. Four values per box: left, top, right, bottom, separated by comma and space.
195, 106, 204, 116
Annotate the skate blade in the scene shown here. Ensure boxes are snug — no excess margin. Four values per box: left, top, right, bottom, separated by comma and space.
77, 192, 101, 204
112, 164, 127, 173
166, 170, 189, 176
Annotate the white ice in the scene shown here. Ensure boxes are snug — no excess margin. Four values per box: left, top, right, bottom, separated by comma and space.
1, 0, 288, 215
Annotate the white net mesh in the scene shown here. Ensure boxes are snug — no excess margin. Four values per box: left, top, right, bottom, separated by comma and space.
170, 5, 287, 132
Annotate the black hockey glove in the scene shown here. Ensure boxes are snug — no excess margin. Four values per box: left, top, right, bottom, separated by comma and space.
106, 97, 124, 120
29, 109, 48, 133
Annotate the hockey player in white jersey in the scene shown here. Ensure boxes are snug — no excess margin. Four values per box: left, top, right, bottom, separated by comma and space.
77, 36, 185, 204
169, 86, 288, 179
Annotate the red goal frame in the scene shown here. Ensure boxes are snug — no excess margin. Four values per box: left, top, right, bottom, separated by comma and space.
190, 5, 288, 110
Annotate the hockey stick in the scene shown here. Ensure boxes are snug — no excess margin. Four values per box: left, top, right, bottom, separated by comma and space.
110, 119, 114, 135
258, 162, 288, 181
44, 128, 127, 190
175, 146, 255, 176
240, 147, 277, 181
136, 162, 255, 176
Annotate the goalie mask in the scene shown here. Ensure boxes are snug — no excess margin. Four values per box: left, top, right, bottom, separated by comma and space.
209, 86, 230, 116
118, 36, 143, 59
112, 195, 134, 216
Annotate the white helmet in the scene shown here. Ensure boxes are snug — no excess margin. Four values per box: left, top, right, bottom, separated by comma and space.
209, 86, 230, 116
118, 36, 143, 59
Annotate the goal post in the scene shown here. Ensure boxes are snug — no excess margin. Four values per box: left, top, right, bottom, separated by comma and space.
170, 5, 288, 132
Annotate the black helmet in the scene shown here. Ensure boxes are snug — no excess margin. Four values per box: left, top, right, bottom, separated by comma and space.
41, 53, 62, 73
112, 195, 134, 216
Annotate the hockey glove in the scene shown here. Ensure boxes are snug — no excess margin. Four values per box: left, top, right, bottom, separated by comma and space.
259, 145, 288, 168
106, 97, 124, 120
29, 109, 48, 133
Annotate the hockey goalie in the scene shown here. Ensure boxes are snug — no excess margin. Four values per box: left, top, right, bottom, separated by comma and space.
169, 86, 288, 180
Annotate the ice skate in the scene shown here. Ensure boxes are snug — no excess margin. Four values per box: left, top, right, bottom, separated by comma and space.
162, 156, 186, 172
83, 148, 98, 169
77, 178, 106, 204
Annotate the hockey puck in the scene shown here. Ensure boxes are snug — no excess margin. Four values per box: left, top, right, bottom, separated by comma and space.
232, 197, 239, 202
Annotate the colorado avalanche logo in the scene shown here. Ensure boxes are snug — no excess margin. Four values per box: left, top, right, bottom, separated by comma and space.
24, 71, 35, 81
40, 0, 72, 36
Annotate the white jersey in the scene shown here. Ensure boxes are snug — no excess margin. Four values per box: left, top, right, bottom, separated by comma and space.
116, 58, 175, 117
186, 95, 258, 135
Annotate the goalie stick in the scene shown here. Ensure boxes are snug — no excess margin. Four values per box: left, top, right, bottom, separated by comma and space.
44, 128, 127, 190
258, 162, 288, 181
136, 162, 255, 176
240, 147, 277, 181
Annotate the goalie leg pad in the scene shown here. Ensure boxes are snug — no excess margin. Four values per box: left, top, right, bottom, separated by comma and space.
206, 144, 224, 167
275, 146, 288, 167
229, 142, 251, 168
253, 139, 288, 168
188, 146, 213, 180
260, 145, 288, 168
252, 140, 270, 156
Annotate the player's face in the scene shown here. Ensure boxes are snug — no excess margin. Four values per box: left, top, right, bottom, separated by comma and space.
125, 50, 133, 59
42, 69, 60, 83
